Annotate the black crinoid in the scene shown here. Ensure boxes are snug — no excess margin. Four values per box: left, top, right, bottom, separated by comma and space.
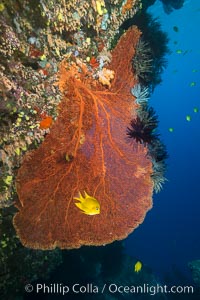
127, 104, 159, 145
121, 12, 169, 89
148, 139, 168, 193
132, 13, 169, 89
132, 39, 153, 86
127, 104, 168, 193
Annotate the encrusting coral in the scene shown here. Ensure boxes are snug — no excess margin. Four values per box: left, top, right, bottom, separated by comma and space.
13, 27, 154, 250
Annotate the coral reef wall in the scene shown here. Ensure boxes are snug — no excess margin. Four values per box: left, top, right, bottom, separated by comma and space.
0, 0, 141, 207
0, 207, 62, 298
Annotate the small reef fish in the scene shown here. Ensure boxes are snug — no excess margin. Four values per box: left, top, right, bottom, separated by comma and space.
176, 49, 182, 54
173, 26, 179, 32
74, 191, 100, 215
168, 127, 174, 133
194, 107, 199, 113
190, 82, 196, 87
134, 261, 142, 273
186, 115, 191, 122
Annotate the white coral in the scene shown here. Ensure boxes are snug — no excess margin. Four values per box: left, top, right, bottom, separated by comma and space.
97, 68, 114, 88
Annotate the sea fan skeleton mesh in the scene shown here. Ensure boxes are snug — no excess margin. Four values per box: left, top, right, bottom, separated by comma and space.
13, 27, 153, 249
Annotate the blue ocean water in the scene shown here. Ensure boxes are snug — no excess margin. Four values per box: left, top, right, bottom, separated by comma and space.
125, 0, 200, 284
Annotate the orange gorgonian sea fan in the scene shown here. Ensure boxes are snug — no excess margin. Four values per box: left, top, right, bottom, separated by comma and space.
13, 26, 153, 249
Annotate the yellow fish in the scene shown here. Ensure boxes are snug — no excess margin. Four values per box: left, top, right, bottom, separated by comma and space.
186, 115, 191, 122
134, 261, 142, 273
74, 191, 100, 215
